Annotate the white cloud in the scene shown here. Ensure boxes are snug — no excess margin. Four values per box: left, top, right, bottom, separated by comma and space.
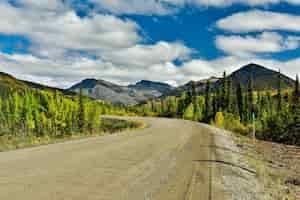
91, 0, 175, 15
179, 55, 300, 81
216, 32, 300, 56
16, 0, 66, 11
102, 41, 192, 67
189, 0, 300, 7
2, 50, 300, 89
0, 1, 196, 88
217, 10, 300, 33
90, 0, 300, 15
0, 0, 300, 89
0, 52, 185, 88
0, 1, 141, 59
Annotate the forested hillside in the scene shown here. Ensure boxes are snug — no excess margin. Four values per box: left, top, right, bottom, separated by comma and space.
134, 71, 300, 146
0, 75, 136, 150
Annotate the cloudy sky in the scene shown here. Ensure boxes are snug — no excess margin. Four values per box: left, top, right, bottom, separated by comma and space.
0, 0, 300, 88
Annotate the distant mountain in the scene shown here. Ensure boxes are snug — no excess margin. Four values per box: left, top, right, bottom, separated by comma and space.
68, 79, 174, 105
0, 72, 67, 93
226, 63, 294, 90
0, 72, 27, 90
1, 63, 295, 104
129, 80, 174, 94
168, 63, 295, 96
165, 76, 220, 97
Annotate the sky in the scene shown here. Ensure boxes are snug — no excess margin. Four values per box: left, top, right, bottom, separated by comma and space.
0, 0, 300, 88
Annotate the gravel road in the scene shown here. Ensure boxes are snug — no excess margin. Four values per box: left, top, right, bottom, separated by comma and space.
0, 117, 258, 200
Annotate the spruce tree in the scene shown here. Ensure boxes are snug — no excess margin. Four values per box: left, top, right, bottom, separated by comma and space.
294, 74, 300, 103
78, 88, 85, 132
227, 77, 233, 113
247, 76, 255, 122
191, 81, 197, 113
183, 103, 194, 120
236, 83, 244, 122
178, 92, 187, 116
221, 71, 228, 111
204, 80, 212, 122
277, 70, 283, 112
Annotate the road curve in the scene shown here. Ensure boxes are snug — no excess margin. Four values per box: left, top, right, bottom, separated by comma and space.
0, 117, 227, 200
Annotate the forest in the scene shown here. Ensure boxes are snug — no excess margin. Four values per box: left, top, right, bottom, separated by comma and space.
1, 70, 300, 149
0, 86, 136, 150
133, 72, 300, 146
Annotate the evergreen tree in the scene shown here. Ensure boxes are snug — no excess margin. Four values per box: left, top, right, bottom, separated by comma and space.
204, 80, 212, 122
191, 81, 197, 113
277, 70, 283, 112
221, 71, 228, 111
247, 76, 255, 122
293, 74, 300, 103
78, 88, 86, 132
227, 77, 234, 113
183, 103, 194, 120
236, 83, 244, 122
178, 92, 187, 116
194, 96, 204, 121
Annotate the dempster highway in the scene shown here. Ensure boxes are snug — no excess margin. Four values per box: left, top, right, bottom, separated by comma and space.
0, 117, 259, 200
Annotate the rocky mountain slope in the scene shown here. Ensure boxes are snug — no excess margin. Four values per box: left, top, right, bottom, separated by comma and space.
168, 63, 294, 96
0, 72, 67, 94
68, 79, 174, 105
1, 63, 295, 104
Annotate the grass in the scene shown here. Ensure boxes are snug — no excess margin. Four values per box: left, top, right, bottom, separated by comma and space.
0, 118, 145, 152
101, 118, 145, 133
233, 135, 300, 200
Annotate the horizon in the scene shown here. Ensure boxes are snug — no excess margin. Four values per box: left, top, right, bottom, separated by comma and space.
0, 1, 299, 88
1, 62, 297, 89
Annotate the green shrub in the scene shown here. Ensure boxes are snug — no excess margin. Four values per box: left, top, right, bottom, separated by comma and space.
183, 103, 194, 120
215, 112, 225, 128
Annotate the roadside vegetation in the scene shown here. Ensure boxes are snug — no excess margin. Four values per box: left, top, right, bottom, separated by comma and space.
0, 86, 138, 151
133, 72, 300, 146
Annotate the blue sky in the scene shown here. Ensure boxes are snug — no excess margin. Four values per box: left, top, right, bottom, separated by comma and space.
0, 0, 300, 88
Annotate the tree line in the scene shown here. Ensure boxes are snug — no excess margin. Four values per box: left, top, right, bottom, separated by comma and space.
134, 72, 300, 146
0, 86, 132, 139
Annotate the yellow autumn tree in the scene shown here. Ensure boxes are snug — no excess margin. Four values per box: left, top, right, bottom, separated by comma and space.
215, 112, 225, 128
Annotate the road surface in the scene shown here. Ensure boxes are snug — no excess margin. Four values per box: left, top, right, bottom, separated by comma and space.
0, 117, 230, 200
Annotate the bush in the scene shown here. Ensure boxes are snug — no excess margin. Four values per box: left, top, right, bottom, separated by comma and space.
224, 113, 248, 135
183, 103, 194, 120
215, 112, 225, 128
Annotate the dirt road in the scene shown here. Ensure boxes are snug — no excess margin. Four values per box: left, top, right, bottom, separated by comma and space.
0, 117, 253, 200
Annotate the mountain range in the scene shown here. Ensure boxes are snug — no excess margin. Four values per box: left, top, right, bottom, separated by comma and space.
0, 63, 295, 105
68, 79, 174, 105
166, 63, 295, 96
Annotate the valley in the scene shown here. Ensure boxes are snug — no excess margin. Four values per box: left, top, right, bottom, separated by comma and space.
1, 63, 300, 199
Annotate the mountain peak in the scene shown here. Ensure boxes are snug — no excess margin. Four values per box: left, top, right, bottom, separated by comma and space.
68, 78, 174, 105
229, 63, 293, 90
239, 63, 270, 73
0, 72, 16, 80
134, 80, 172, 87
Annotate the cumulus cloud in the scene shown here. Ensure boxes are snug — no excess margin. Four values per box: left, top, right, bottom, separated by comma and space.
90, 0, 300, 15
101, 41, 192, 67
91, 0, 175, 15
0, 1, 195, 88
1, 50, 299, 89
0, 0, 299, 89
15, 0, 66, 11
0, 52, 185, 88
217, 10, 300, 33
216, 32, 300, 56
180, 55, 300, 81
190, 0, 300, 7
0, 1, 141, 59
